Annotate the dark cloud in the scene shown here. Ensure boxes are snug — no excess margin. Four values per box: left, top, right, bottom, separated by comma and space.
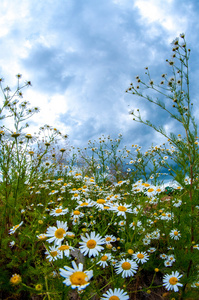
0, 0, 199, 152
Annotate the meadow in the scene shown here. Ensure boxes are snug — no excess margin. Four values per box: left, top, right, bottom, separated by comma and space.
0, 34, 199, 300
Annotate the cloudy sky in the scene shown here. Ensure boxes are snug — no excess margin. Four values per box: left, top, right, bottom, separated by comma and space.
0, 0, 199, 150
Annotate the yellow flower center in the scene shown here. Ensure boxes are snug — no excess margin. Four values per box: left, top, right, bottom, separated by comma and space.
55, 228, 66, 239
106, 237, 112, 241
101, 255, 108, 261
70, 271, 88, 285
162, 213, 166, 216
148, 188, 154, 192
80, 202, 89, 206
55, 208, 62, 214
118, 206, 127, 211
73, 210, 80, 215
109, 296, 120, 300
169, 277, 178, 285
137, 253, 144, 259
10, 274, 22, 285
121, 262, 131, 270
87, 239, 97, 249
128, 249, 134, 255
73, 193, 79, 197
50, 251, 58, 257
38, 234, 46, 240
174, 231, 178, 236
58, 245, 70, 251
97, 199, 106, 204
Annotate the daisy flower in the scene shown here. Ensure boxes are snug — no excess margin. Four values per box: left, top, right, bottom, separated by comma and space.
147, 247, 156, 253
104, 234, 116, 244
97, 253, 112, 268
160, 253, 168, 260
71, 210, 84, 221
109, 203, 132, 219
133, 251, 149, 264
164, 260, 173, 267
59, 261, 93, 291
9, 221, 23, 235
76, 199, 94, 209
10, 274, 22, 285
45, 245, 62, 262
9, 241, 15, 248
45, 220, 68, 246
115, 258, 138, 278
58, 244, 74, 258
79, 231, 105, 257
101, 287, 129, 300
49, 206, 68, 217
37, 233, 47, 241
163, 271, 183, 292
169, 229, 181, 240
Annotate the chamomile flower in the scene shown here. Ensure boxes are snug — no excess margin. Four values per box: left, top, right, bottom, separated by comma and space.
169, 229, 181, 240
104, 234, 116, 244
9, 221, 23, 235
109, 203, 132, 219
9, 241, 15, 247
79, 231, 105, 257
160, 253, 168, 260
49, 206, 68, 216
59, 261, 93, 291
133, 251, 149, 264
10, 273, 22, 285
45, 220, 68, 246
101, 287, 129, 300
45, 245, 62, 262
147, 247, 156, 253
97, 253, 112, 268
58, 244, 74, 258
163, 271, 183, 292
37, 233, 47, 241
164, 260, 173, 267
115, 258, 138, 278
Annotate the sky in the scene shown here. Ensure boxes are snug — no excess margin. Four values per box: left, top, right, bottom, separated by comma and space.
0, 0, 199, 151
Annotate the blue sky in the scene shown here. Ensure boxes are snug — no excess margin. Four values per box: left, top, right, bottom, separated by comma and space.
0, 0, 199, 150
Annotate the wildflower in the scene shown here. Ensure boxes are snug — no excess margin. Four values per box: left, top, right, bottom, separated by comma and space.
37, 233, 47, 241
164, 260, 173, 267
147, 247, 156, 253
101, 288, 129, 300
160, 253, 168, 259
59, 261, 93, 291
104, 235, 116, 244
133, 251, 149, 264
9, 221, 23, 235
45, 245, 62, 262
45, 220, 68, 246
109, 203, 132, 219
115, 258, 138, 278
169, 229, 181, 240
58, 244, 74, 258
79, 231, 105, 257
97, 253, 112, 268
10, 274, 22, 285
163, 271, 183, 292
50, 206, 69, 217
35, 284, 43, 291
9, 241, 15, 247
